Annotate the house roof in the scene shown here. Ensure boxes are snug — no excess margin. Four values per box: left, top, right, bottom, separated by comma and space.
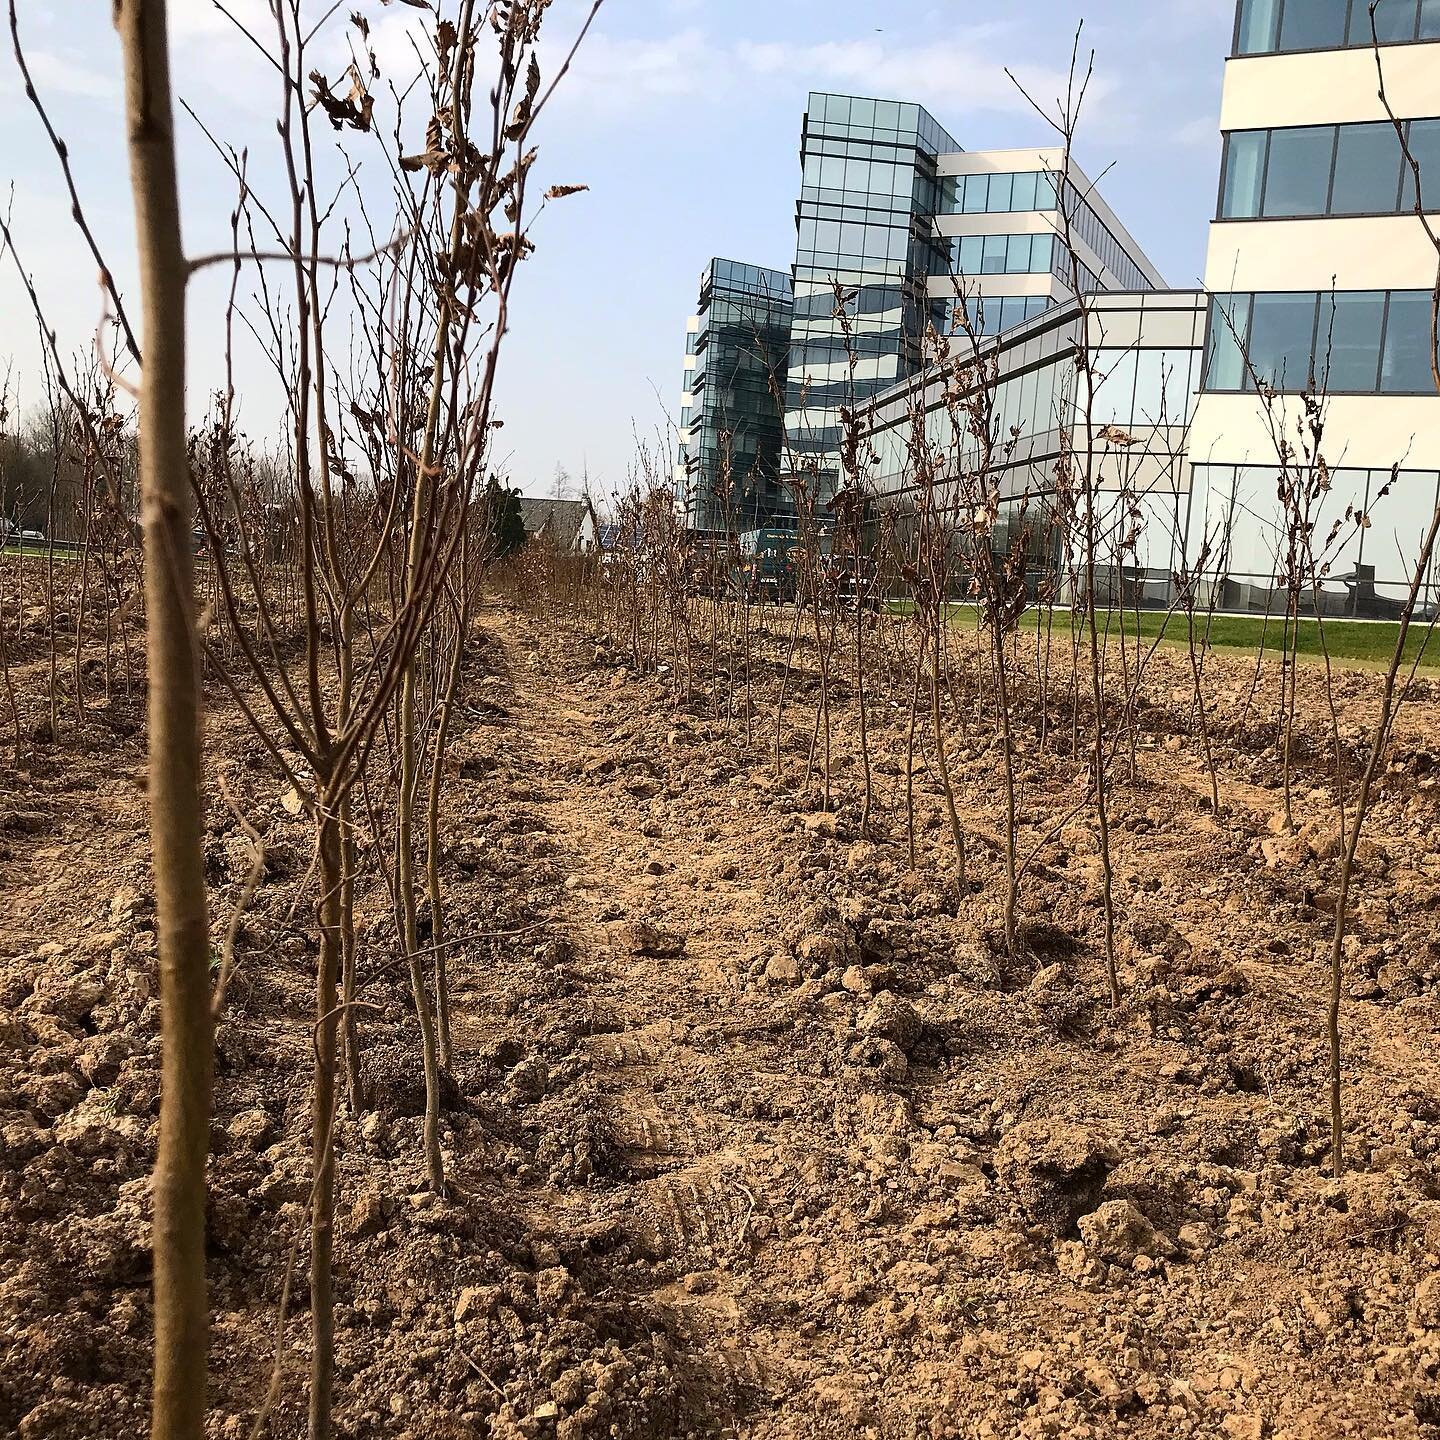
517, 496, 596, 550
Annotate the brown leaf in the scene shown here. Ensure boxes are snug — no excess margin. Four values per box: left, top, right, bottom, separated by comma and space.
437, 18, 458, 70
309, 64, 373, 133
544, 184, 589, 200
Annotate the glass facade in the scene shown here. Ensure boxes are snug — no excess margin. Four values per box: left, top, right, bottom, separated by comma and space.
1189, 463, 1440, 610
1233, 0, 1440, 54
939, 170, 1059, 215
785, 92, 958, 491
939, 171, 1154, 289
860, 292, 1206, 604
945, 294, 1054, 337
1203, 289, 1440, 393
680, 258, 794, 532
945, 232, 1055, 276
1219, 119, 1440, 218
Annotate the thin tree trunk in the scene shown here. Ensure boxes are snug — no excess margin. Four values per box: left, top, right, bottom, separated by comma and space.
116, 5, 213, 1438
310, 808, 343, 1440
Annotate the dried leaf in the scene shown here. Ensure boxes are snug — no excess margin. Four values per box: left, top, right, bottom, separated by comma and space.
437, 18, 458, 70
544, 184, 589, 200
309, 64, 373, 133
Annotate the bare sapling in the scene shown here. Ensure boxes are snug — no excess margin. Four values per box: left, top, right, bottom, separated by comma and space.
113, 3, 213, 1437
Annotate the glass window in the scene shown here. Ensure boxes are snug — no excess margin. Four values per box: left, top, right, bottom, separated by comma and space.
1035, 174, 1058, 210
850, 97, 876, 128
1422, 0, 1440, 36
1263, 126, 1335, 216
1365, 0, 1421, 42
1206, 294, 1252, 390
981, 235, 1008, 273
1221, 130, 1268, 217
1032, 234, 1053, 271
962, 175, 988, 214
989, 173, 1014, 213
1401, 119, 1440, 210
1381, 291, 1436, 391
1012, 172, 1038, 211
1236, 0, 1282, 52
1249, 293, 1319, 389
1280, 0, 1351, 48
1332, 122, 1405, 213
1317, 291, 1386, 389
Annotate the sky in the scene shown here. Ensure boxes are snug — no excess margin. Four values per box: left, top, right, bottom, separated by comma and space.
0, 0, 1235, 502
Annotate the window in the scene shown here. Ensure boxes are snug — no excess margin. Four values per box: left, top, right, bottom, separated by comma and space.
947, 232, 1054, 275
1401, 118, 1440, 209
1332, 123, 1404, 213
1249, 293, 1318, 389
1207, 294, 1252, 390
1239, 0, 1440, 52
1317, 291, 1386, 389
941, 170, 1057, 216
1263, 126, 1334, 216
1280, 0, 1349, 47
1206, 289, 1439, 393
1236, 0, 1281, 52
1221, 131, 1267, 218
1222, 119, 1440, 218
1382, 291, 1436, 390
1359, 0, 1421, 42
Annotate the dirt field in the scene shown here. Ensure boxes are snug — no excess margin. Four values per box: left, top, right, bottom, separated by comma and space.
1, 594, 1439, 1439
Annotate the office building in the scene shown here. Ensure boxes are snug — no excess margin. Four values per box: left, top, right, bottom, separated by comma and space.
854, 290, 1206, 599
850, 0, 1440, 611
677, 96, 1164, 531
677, 1, 1440, 610
783, 94, 1163, 497
1188, 0, 1440, 606
677, 258, 793, 532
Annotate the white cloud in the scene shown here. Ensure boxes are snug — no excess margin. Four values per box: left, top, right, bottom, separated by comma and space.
535, 22, 1121, 134
8, 46, 118, 102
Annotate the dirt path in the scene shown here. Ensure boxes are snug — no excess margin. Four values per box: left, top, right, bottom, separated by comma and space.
460, 611, 832, 1428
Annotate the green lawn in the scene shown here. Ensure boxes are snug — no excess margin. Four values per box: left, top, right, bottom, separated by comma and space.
886, 600, 1440, 670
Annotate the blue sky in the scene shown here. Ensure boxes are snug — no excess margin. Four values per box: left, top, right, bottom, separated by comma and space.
0, 0, 1234, 500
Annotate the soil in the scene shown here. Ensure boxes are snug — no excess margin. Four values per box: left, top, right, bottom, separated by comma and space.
1, 588, 1439, 1440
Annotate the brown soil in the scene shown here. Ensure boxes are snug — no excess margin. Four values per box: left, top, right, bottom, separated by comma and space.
1, 594, 1439, 1440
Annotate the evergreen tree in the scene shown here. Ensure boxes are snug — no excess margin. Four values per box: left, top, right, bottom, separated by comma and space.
485, 477, 527, 558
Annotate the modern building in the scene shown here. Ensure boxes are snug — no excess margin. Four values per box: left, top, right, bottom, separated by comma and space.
847, 0, 1440, 613
676, 3, 1440, 611
676, 97, 1165, 532
677, 258, 793, 533
783, 94, 1164, 498
854, 289, 1207, 600
1187, 0, 1440, 605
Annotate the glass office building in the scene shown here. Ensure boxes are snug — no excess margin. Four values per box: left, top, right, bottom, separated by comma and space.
677, 93, 1165, 529
678, 258, 794, 533
781, 94, 1164, 504
784, 94, 958, 490
856, 291, 1207, 604
1188, 0, 1440, 606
